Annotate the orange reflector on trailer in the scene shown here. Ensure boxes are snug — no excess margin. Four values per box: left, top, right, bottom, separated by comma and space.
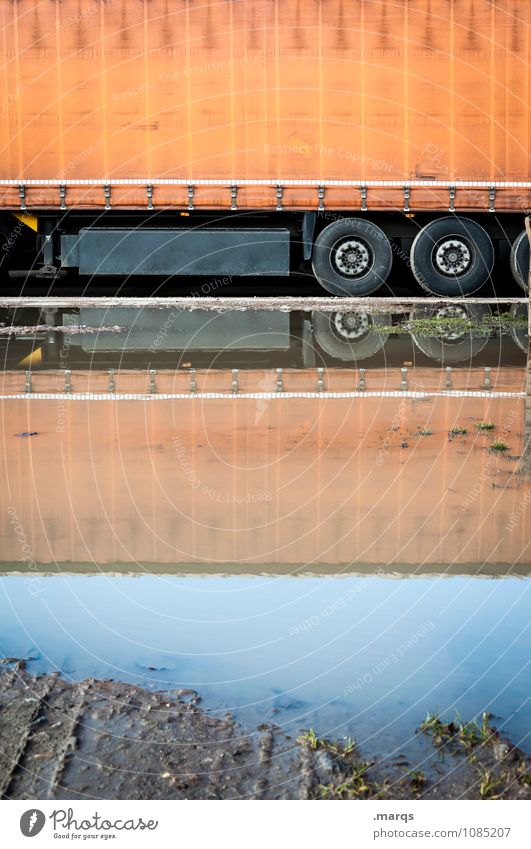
11, 212, 38, 232
18, 347, 43, 366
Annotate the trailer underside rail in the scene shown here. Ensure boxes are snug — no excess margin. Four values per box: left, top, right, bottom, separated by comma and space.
3, 178, 531, 212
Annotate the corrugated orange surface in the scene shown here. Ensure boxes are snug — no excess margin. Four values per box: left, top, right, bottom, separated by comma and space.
0, 0, 529, 209
0, 379, 528, 566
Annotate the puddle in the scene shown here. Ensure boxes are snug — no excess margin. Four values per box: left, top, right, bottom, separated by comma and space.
0, 299, 527, 370
0, 300, 529, 771
0, 572, 530, 758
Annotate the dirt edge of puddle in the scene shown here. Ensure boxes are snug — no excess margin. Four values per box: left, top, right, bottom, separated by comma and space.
1, 663, 529, 801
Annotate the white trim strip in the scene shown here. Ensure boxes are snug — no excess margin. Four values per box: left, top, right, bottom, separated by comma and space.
1, 391, 525, 401
2, 179, 531, 189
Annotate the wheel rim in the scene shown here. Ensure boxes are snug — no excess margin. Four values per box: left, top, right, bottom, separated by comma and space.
333, 310, 371, 341
410, 304, 490, 362
433, 238, 472, 276
433, 305, 470, 342
332, 238, 373, 277
510, 304, 528, 352
312, 310, 390, 360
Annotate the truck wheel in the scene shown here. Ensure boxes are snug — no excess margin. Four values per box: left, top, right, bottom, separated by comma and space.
510, 303, 528, 353
410, 217, 494, 296
311, 218, 392, 295
0, 221, 22, 271
410, 303, 491, 363
510, 230, 529, 291
311, 309, 391, 360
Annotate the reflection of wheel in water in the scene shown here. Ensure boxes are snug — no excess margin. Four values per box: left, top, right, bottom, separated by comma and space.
311, 309, 391, 361
410, 303, 491, 363
509, 303, 528, 353
300, 318, 318, 367
510, 230, 529, 291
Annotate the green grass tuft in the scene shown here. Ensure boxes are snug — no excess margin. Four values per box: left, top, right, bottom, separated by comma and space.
449, 425, 467, 435
478, 768, 503, 799
489, 441, 509, 453
297, 728, 356, 756
319, 761, 373, 799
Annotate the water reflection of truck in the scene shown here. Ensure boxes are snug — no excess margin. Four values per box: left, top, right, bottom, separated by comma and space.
0, 374, 527, 568
30, 304, 529, 367
0, 0, 529, 296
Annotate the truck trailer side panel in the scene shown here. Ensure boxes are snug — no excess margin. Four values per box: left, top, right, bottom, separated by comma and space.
0, 0, 529, 211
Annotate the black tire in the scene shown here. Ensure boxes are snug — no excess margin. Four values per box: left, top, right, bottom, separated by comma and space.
510, 230, 529, 291
510, 303, 528, 353
410, 303, 491, 363
410, 216, 494, 296
311, 218, 392, 296
311, 309, 391, 361
0, 222, 21, 272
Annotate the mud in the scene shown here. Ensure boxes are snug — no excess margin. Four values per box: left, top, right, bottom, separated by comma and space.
0, 325, 125, 336
1, 664, 529, 801
0, 296, 526, 311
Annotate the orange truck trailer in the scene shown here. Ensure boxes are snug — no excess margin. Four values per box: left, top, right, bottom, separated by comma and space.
0, 0, 529, 295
